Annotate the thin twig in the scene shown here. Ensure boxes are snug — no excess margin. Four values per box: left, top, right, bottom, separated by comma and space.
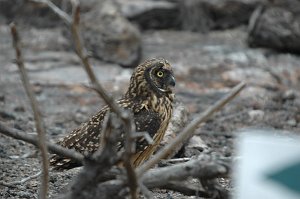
137, 82, 246, 176
68, 113, 123, 199
132, 132, 154, 145
248, 5, 265, 36
138, 181, 153, 199
123, 114, 138, 199
160, 158, 191, 165
0, 121, 84, 163
28, 0, 72, 24
0, 171, 42, 188
10, 23, 49, 199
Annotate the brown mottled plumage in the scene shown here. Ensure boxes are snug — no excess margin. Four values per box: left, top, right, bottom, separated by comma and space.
50, 58, 175, 170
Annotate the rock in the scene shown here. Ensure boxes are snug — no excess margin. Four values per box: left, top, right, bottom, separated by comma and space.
117, 0, 180, 29
0, 0, 101, 26
0, 0, 142, 67
0, 0, 64, 27
14, 106, 25, 112
221, 68, 278, 88
81, 0, 142, 68
184, 135, 208, 157
0, 95, 4, 102
287, 119, 297, 127
283, 89, 297, 101
179, 0, 266, 32
161, 102, 188, 158
248, 0, 300, 53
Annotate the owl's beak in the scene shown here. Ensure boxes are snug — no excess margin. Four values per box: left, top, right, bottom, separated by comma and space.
168, 74, 176, 87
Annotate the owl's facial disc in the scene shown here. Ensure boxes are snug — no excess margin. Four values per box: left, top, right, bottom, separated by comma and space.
146, 65, 176, 94
156, 72, 175, 93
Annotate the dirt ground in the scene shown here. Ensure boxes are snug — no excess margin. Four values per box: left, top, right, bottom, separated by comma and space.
0, 22, 300, 199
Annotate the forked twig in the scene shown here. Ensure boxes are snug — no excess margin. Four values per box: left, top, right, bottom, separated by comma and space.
137, 82, 246, 176
10, 23, 49, 199
31, 0, 139, 197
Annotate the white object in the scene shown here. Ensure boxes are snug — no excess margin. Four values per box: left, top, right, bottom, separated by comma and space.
235, 130, 300, 199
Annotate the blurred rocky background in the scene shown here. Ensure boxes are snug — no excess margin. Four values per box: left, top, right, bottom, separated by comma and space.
0, 0, 300, 198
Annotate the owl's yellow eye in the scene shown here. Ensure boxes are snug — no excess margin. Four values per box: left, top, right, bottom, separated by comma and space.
157, 71, 164, 77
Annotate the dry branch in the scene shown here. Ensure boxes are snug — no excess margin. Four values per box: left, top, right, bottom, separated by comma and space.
122, 115, 138, 199
28, 0, 140, 197
62, 153, 230, 198
27, 1, 140, 196
142, 154, 229, 188
67, 113, 124, 199
69, 1, 138, 197
10, 23, 49, 199
0, 121, 84, 163
137, 82, 246, 176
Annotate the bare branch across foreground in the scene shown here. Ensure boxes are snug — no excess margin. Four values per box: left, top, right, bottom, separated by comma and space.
143, 154, 229, 188
67, 113, 124, 199
62, 153, 230, 198
137, 82, 246, 176
10, 23, 49, 199
0, 121, 84, 163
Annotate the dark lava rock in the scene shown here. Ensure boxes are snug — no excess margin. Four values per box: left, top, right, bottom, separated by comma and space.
81, 0, 142, 68
179, 0, 266, 32
117, 0, 180, 30
248, 0, 300, 53
0, 0, 142, 67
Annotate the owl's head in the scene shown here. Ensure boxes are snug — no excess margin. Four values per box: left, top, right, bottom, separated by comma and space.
126, 58, 176, 99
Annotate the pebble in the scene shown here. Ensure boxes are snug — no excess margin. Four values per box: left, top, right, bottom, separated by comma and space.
248, 110, 264, 121
14, 106, 25, 112
287, 119, 297, 127
283, 89, 296, 100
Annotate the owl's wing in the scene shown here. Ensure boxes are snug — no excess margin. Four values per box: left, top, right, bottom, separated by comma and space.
50, 100, 162, 170
133, 109, 161, 152
50, 107, 109, 170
